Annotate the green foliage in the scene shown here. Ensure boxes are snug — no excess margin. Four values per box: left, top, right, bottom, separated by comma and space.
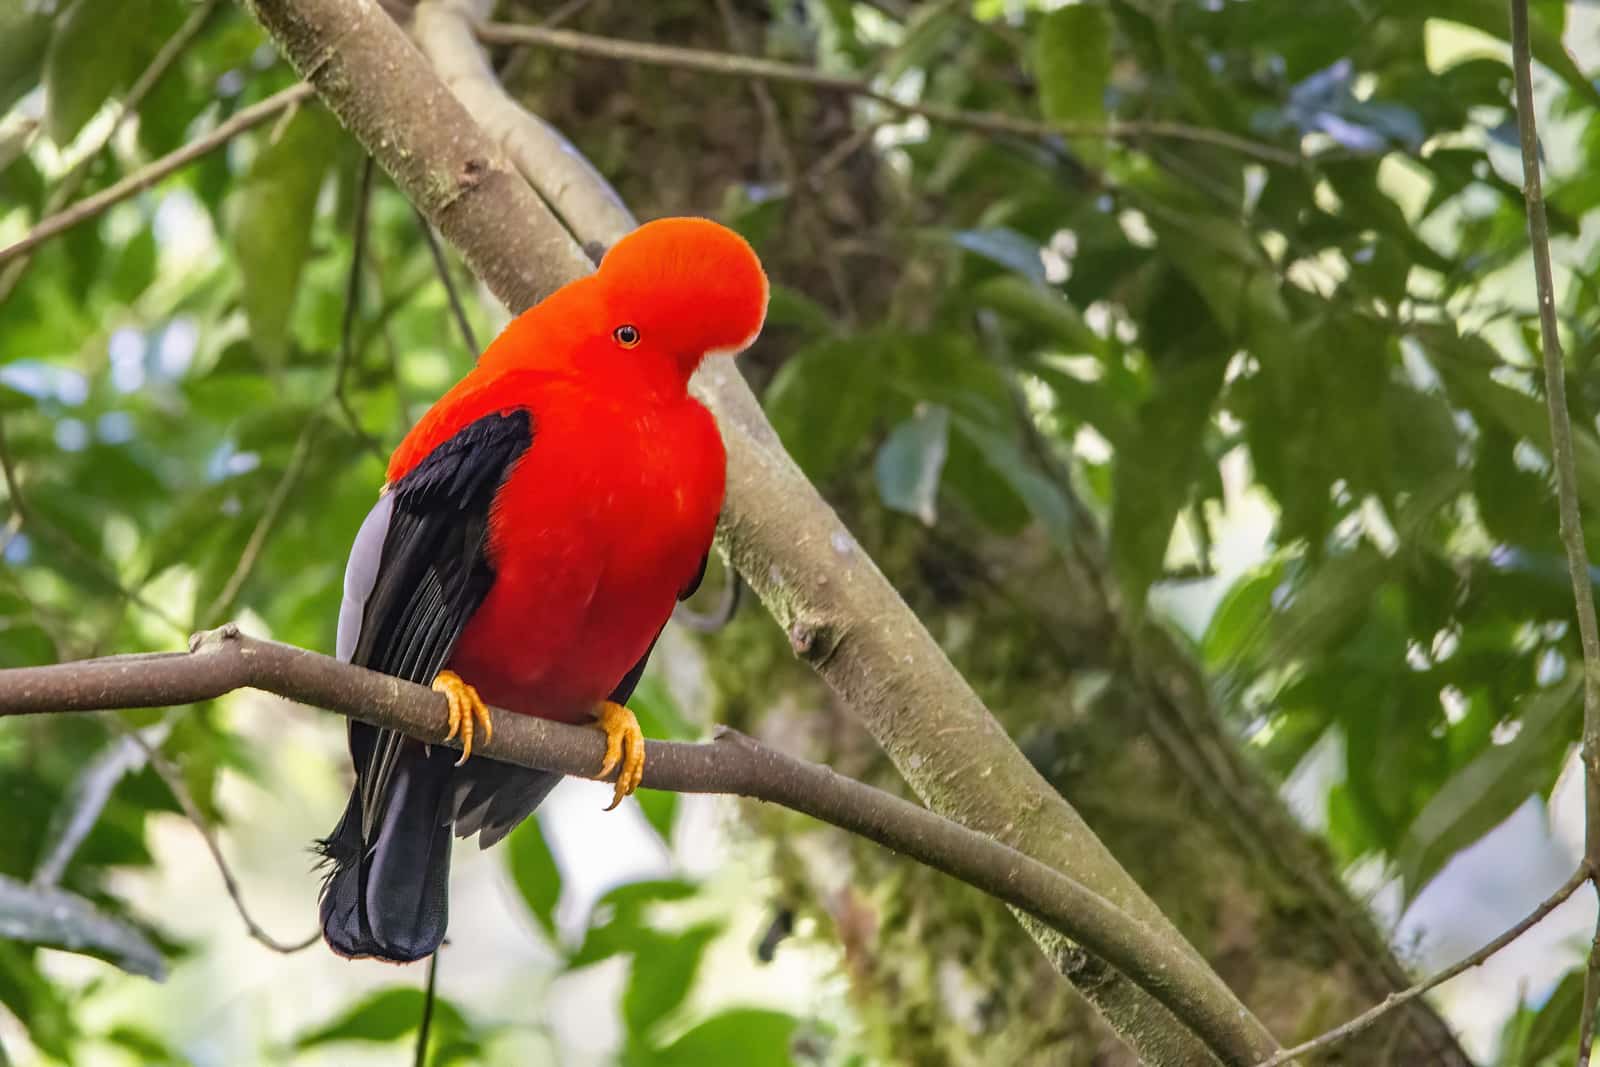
1496, 968, 1584, 1066
506, 815, 562, 938
294, 986, 485, 1059
635, 1009, 799, 1067
43, 0, 181, 145
3, 0, 1598, 1059
1034, 3, 1111, 160
0, 874, 165, 979
226, 106, 339, 364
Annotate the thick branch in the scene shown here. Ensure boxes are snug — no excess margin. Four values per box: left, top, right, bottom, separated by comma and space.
0, 629, 1255, 1060
241, 1, 1282, 1062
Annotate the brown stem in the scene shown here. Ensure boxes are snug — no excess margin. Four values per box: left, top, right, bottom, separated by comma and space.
1253, 865, 1590, 1066
473, 22, 1304, 167
115, 721, 319, 953
0, 83, 315, 271
1507, 0, 1600, 1059
6, 628, 1257, 1060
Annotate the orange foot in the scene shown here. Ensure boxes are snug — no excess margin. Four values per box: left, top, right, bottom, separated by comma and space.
431, 670, 492, 766
594, 701, 645, 811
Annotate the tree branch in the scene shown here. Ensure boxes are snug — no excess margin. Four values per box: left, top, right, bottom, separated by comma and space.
1253, 864, 1590, 1066
30, 720, 172, 889
1508, 0, 1600, 1059
0, 83, 315, 271
2, 627, 1264, 1062
0, 0, 219, 299
114, 721, 319, 954
240, 1, 1282, 1061
472, 21, 1304, 168
333, 155, 386, 459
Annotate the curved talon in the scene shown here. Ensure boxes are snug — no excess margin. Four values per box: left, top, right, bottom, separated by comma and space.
431, 670, 492, 766
593, 700, 645, 811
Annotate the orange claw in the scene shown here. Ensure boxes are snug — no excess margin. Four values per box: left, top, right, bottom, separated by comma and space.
594, 701, 645, 810
431, 670, 492, 766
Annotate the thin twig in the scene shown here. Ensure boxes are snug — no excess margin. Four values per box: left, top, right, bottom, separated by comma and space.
1253, 865, 1590, 1067
474, 22, 1304, 167
414, 209, 480, 355
0, 0, 218, 300
0, 626, 1270, 1065
712, 0, 855, 321
1508, 1, 1600, 1060
334, 157, 386, 459
673, 569, 743, 633
0, 83, 315, 270
806, 119, 886, 187
415, 948, 440, 1067
117, 722, 319, 954
201, 417, 323, 628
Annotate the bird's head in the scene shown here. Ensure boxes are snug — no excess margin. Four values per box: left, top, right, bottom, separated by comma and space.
589, 217, 768, 388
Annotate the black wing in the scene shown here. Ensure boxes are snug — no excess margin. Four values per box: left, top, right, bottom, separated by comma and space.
345, 409, 534, 838
318, 409, 541, 961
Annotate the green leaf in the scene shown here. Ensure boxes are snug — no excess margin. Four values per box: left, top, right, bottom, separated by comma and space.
226, 106, 339, 362
1430, 333, 1600, 502
1202, 564, 1283, 667
506, 815, 562, 938
1110, 347, 1229, 606
875, 404, 949, 525
295, 987, 467, 1049
764, 334, 899, 481
635, 788, 678, 841
1521, 968, 1583, 1065
104, 1026, 188, 1067
1388, 0, 1600, 109
42, 0, 167, 145
0, 385, 35, 413
1035, 3, 1111, 160
973, 276, 1106, 358
951, 415, 1077, 550
0, 874, 164, 979
110, 229, 158, 303
0, 6, 52, 116
1397, 676, 1580, 899
764, 284, 835, 338
569, 879, 698, 967
645, 1009, 798, 1067
623, 925, 719, 1037
945, 228, 1047, 284
0, 943, 77, 1059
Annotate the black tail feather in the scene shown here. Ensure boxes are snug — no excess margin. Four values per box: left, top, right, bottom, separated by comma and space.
316, 724, 560, 962
317, 738, 453, 963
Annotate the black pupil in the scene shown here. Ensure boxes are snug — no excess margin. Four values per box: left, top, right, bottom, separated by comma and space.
617, 325, 638, 344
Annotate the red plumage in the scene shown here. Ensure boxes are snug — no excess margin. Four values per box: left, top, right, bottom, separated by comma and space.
387, 217, 765, 721
317, 217, 767, 963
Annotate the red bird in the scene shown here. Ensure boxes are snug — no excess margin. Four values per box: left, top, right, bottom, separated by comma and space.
318, 217, 767, 962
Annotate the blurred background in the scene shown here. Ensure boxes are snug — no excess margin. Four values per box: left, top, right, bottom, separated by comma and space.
2, 0, 1600, 1063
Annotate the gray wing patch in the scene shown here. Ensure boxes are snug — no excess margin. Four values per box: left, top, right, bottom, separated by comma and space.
336, 492, 395, 663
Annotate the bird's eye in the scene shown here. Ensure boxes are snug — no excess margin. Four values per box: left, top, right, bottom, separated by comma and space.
613, 324, 640, 348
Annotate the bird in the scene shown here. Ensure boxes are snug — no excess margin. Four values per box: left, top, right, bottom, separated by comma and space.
315, 217, 767, 963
